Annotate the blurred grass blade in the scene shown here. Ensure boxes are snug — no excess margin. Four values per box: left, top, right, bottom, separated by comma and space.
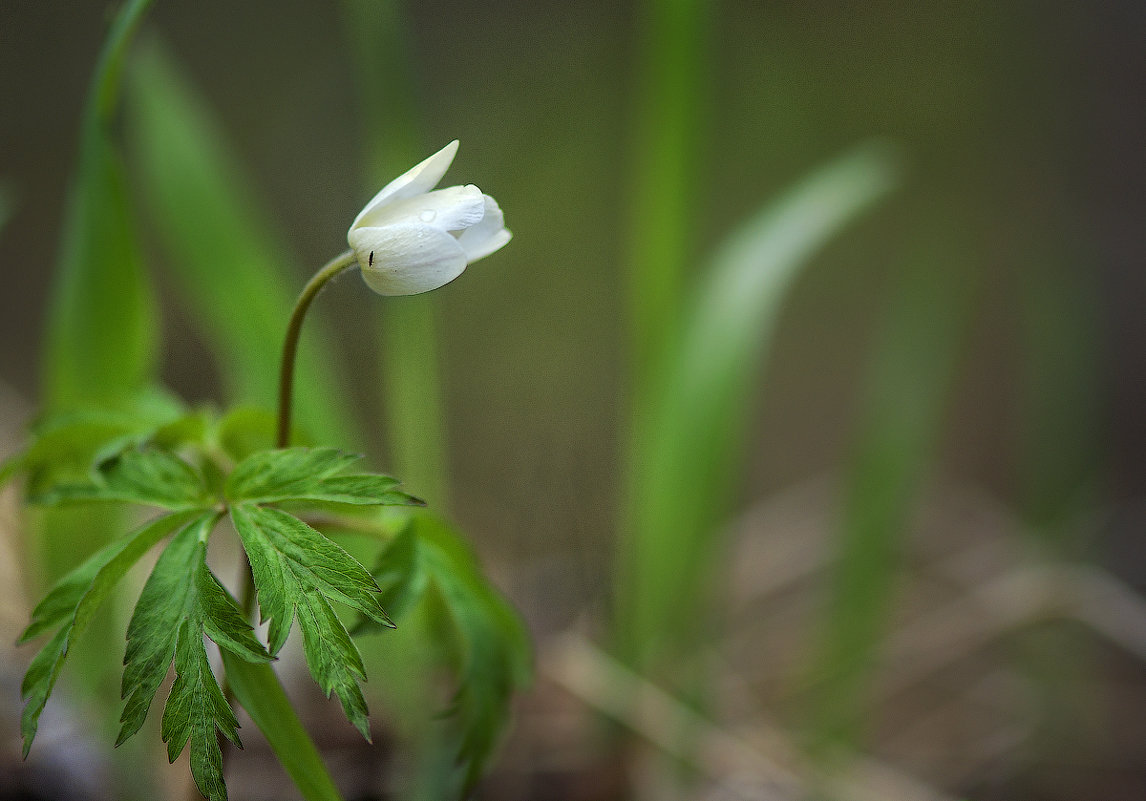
222, 653, 344, 801
42, 0, 159, 410
626, 0, 710, 397
340, 0, 421, 185
1018, 253, 1100, 548
341, 0, 449, 504
124, 42, 356, 447
1015, 245, 1101, 765
806, 221, 975, 758
616, 144, 900, 673
373, 300, 448, 503
0, 181, 14, 236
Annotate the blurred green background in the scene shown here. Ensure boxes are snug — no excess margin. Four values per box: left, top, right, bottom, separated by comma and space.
1, 1, 1144, 800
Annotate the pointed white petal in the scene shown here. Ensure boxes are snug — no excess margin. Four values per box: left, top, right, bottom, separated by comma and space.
350, 141, 459, 230
457, 194, 512, 262
356, 184, 485, 231
349, 223, 468, 296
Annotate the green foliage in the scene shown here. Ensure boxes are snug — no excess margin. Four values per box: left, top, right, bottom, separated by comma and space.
806, 221, 974, 757
0, 392, 188, 493
226, 446, 421, 507
362, 514, 532, 794
119, 515, 270, 801
33, 446, 211, 509
230, 503, 390, 739
616, 144, 900, 673
18, 509, 200, 756
15, 433, 423, 800
21, 5, 528, 798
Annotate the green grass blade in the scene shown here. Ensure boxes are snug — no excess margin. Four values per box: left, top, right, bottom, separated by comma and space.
374, 300, 449, 503
625, 0, 711, 393
341, 0, 449, 504
42, 0, 159, 410
340, 0, 422, 185
616, 145, 900, 673
805, 220, 975, 759
124, 42, 357, 447
221, 653, 344, 801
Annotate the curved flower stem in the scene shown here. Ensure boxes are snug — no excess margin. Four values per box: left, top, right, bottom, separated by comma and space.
218, 250, 358, 796
276, 249, 359, 448
235, 247, 357, 623
233, 248, 358, 625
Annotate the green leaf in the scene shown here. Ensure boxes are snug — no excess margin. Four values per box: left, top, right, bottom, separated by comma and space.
119, 513, 270, 801
368, 524, 428, 622
2, 393, 190, 495
214, 407, 304, 463
19, 509, 201, 757
32, 447, 210, 510
230, 503, 390, 739
152, 409, 212, 452
125, 42, 357, 447
420, 519, 531, 793
364, 514, 532, 791
2, 414, 134, 493
616, 144, 900, 672
288, 475, 424, 507
226, 447, 418, 507
221, 653, 344, 801
160, 620, 235, 801
42, 0, 159, 411
227, 448, 360, 501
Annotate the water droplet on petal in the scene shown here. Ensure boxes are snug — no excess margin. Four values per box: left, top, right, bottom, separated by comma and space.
419, 209, 436, 223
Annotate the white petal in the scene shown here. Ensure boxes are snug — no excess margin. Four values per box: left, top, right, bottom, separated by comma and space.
349, 223, 468, 296
356, 184, 485, 232
350, 140, 459, 230
456, 194, 513, 262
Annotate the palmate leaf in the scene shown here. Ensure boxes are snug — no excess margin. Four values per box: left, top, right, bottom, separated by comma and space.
365, 515, 531, 794
226, 446, 421, 507
226, 447, 357, 500
230, 503, 391, 739
18, 509, 202, 756
31, 446, 210, 510
119, 514, 271, 801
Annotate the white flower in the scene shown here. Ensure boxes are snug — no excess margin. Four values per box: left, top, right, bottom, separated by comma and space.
347, 140, 512, 295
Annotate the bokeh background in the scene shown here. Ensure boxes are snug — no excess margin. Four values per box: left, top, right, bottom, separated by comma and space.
1, 2, 1144, 800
